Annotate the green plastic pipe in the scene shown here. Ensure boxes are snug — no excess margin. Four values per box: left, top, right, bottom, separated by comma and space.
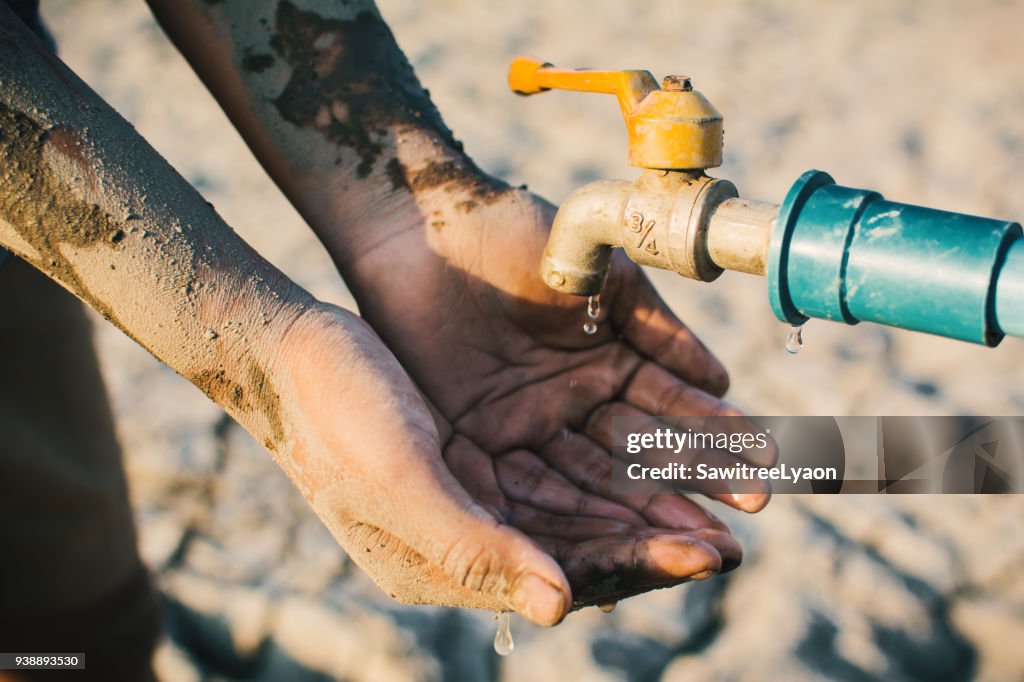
996, 237, 1024, 338
769, 170, 1023, 346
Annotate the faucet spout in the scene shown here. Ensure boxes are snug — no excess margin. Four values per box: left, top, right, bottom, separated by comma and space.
540, 180, 632, 296
540, 170, 752, 297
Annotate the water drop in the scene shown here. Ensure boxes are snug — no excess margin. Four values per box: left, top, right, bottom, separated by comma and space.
582, 294, 601, 335
785, 325, 804, 355
493, 611, 514, 656
598, 601, 617, 613
569, 378, 578, 389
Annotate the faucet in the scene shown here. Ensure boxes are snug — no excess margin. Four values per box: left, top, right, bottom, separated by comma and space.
509, 56, 1024, 347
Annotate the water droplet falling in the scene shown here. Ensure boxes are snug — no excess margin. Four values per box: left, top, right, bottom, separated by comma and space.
598, 602, 618, 613
493, 611, 514, 656
785, 325, 804, 355
583, 294, 601, 335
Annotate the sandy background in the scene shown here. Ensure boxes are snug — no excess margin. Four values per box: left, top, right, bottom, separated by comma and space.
36, 0, 1024, 680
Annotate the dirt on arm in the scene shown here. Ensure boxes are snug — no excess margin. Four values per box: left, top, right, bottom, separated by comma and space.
0, 5, 314, 453
144, 0, 511, 261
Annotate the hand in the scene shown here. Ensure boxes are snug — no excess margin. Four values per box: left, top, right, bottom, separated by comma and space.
334, 180, 771, 609
273, 304, 578, 625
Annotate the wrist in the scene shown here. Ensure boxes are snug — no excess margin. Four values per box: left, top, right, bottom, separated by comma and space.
310, 130, 511, 264
269, 301, 442, 496
155, 0, 516, 269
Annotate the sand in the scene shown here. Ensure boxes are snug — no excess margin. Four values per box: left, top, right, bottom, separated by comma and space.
34, 0, 1024, 680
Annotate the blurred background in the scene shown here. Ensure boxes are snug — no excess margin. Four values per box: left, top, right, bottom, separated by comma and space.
41, 0, 1024, 679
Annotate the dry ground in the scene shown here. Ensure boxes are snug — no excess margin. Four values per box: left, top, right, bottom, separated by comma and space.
38, 1, 1024, 680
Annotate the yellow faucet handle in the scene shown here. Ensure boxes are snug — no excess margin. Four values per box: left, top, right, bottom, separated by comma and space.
508, 56, 659, 113
508, 56, 724, 171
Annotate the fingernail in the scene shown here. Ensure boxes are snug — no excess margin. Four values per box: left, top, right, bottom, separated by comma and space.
513, 574, 568, 626
731, 492, 769, 513
691, 568, 719, 581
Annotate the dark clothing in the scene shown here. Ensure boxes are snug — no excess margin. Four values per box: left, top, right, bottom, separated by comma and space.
4, 1, 46, 41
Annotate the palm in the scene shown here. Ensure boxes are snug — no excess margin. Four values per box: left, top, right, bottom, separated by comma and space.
344, 189, 759, 606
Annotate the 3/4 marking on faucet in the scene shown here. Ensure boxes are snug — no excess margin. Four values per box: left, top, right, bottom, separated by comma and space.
626, 212, 659, 255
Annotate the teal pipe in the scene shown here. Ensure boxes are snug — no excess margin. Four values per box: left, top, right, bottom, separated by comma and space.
768, 170, 1023, 346
996, 238, 1024, 338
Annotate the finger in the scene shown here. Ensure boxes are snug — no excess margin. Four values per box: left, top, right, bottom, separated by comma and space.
494, 449, 646, 525
535, 524, 741, 572
623, 360, 733, 417
506, 502, 635, 541
356, 434, 572, 626
609, 259, 729, 397
622, 363, 779, 467
587, 402, 772, 513
538, 429, 732, 532
686, 528, 743, 573
534, 532, 724, 606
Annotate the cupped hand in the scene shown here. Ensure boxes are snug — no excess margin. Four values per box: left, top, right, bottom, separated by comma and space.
273, 303, 736, 625
333, 181, 772, 609
273, 304, 576, 625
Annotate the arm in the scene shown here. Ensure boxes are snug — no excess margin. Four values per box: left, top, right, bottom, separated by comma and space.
142, 0, 494, 271
0, 5, 310, 451
0, 6, 575, 625
145, 0, 762, 609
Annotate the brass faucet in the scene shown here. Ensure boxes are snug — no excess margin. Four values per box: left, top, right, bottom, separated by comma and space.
509, 57, 1024, 346
509, 56, 776, 297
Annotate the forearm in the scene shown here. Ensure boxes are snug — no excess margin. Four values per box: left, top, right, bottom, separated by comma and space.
0, 8, 314, 450
145, 0, 510, 267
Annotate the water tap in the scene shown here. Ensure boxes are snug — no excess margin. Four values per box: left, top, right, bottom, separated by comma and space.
509, 56, 1024, 346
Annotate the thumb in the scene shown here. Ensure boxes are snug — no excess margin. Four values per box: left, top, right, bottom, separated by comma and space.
401, 436, 573, 626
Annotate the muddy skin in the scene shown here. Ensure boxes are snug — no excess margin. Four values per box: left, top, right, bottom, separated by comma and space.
569, 563, 677, 609
191, 368, 247, 411
406, 159, 508, 205
384, 157, 409, 192
190, 359, 285, 449
0, 98, 288, 451
267, 2, 510, 204
245, 361, 286, 445
0, 10, 297, 453
0, 102, 128, 328
269, 4, 453, 177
